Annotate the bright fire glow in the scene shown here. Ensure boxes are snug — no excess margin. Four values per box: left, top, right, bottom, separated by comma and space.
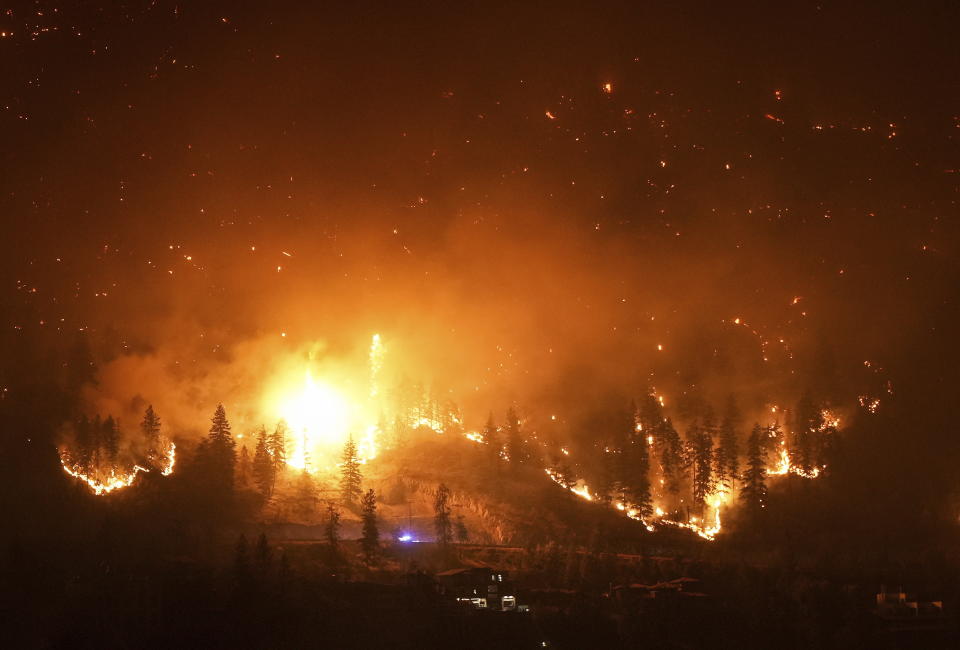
265, 333, 385, 470
277, 369, 352, 470
61, 458, 150, 495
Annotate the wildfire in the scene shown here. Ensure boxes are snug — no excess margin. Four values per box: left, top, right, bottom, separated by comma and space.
267, 333, 386, 470
369, 333, 383, 399
768, 439, 823, 479
160, 441, 176, 476
278, 369, 352, 469
544, 468, 593, 501
543, 456, 724, 539
61, 458, 150, 495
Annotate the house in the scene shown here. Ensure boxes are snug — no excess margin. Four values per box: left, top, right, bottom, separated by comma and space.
875, 585, 944, 623
435, 567, 518, 611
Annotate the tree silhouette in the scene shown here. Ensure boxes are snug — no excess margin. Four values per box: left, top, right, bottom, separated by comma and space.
688, 421, 714, 514
483, 412, 500, 467
101, 416, 120, 469
141, 405, 162, 469
434, 483, 453, 547
659, 418, 683, 507
268, 420, 289, 473
716, 396, 741, 494
741, 424, 768, 513
360, 489, 379, 562
455, 514, 469, 543
293, 469, 318, 522
339, 435, 362, 505
199, 404, 237, 499
504, 407, 528, 466
324, 501, 341, 551
252, 426, 275, 498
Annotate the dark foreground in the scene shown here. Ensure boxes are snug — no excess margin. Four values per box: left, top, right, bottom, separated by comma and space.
5, 535, 958, 650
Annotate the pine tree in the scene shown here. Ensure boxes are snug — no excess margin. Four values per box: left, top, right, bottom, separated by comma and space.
141, 405, 162, 468
688, 421, 714, 514
75, 415, 94, 471
324, 501, 341, 550
619, 405, 652, 518
254, 533, 271, 574
102, 416, 120, 469
741, 424, 767, 512
339, 435, 363, 504
204, 403, 237, 494
268, 420, 289, 472
90, 414, 103, 470
716, 396, 741, 494
597, 449, 618, 505
237, 444, 252, 487
252, 426, 275, 498
792, 391, 824, 472
442, 398, 462, 434
638, 393, 664, 438
360, 489, 380, 562
455, 514, 469, 543
483, 412, 500, 466
504, 407, 527, 466
659, 418, 683, 505
434, 483, 453, 547
294, 469, 318, 521
627, 437, 653, 520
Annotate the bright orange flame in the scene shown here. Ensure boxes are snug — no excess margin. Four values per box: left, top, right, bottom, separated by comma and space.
278, 369, 352, 470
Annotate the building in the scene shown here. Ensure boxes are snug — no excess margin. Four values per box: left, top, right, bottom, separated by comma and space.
875, 585, 945, 629
435, 567, 518, 611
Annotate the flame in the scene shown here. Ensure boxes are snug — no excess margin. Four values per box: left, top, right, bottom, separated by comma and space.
61, 457, 150, 495
161, 441, 176, 476
369, 333, 383, 399
768, 439, 822, 478
278, 369, 353, 470
544, 468, 593, 501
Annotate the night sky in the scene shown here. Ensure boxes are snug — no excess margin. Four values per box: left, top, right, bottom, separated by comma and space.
2, 1, 959, 432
